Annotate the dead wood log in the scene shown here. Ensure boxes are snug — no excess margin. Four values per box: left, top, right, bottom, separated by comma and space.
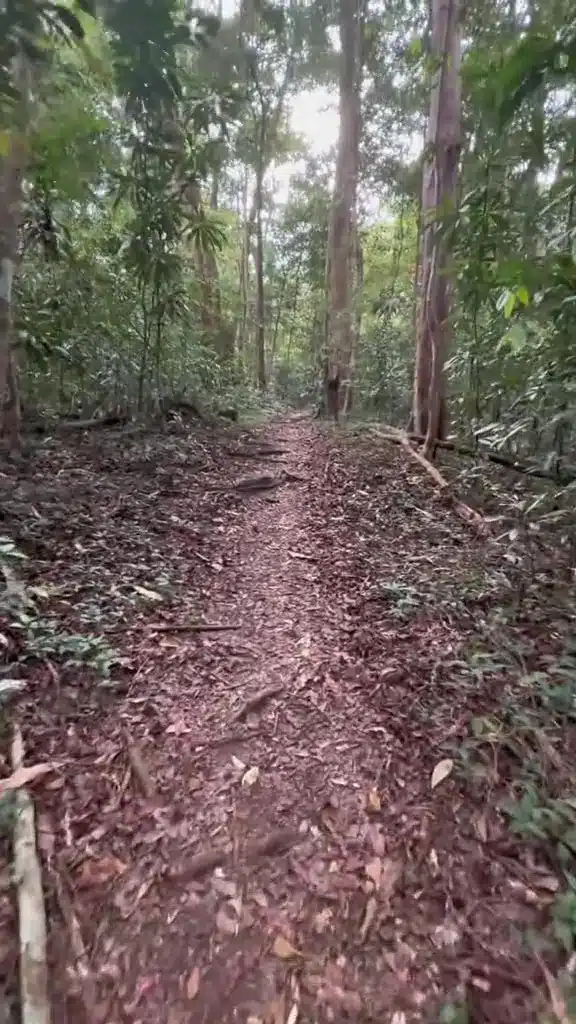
11, 726, 50, 1024
378, 429, 486, 530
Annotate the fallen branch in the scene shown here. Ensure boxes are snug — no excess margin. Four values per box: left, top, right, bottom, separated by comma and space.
372, 427, 576, 485
107, 621, 241, 634
380, 430, 486, 531
227, 448, 287, 459
232, 685, 284, 723
152, 621, 240, 633
11, 726, 50, 1024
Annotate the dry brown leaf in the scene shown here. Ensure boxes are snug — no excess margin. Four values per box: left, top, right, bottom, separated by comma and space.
380, 858, 403, 901
37, 814, 55, 860
77, 855, 127, 887
272, 935, 303, 961
539, 958, 570, 1024
185, 966, 201, 1001
313, 908, 333, 934
216, 906, 238, 935
473, 812, 488, 842
359, 896, 377, 941
241, 765, 260, 788
286, 1004, 299, 1024
365, 857, 382, 891
211, 876, 236, 898
0, 761, 60, 796
366, 788, 381, 813
431, 758, 454, 789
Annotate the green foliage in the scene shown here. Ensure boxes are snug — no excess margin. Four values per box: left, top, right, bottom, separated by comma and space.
0, 536, 118, 678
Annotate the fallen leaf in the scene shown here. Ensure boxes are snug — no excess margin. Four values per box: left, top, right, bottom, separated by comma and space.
313, 908, 333, 934
380, 858, 403, 901
431, 758, 454, 789
133, 585, 163, 602
539, 957, 570, 1024
365, 788, 381, 813
37, 814, 55, 860
77, 855, 127, 887
185, 966, 200, 1000
212, 876, 236, 898
286, 1004, 299, 1024
0, 762, 60, 796
359, 896, 377, 941
272, 935, 303, 961
216, 906, 238, 935
241, 765, 260, 788
0, 678, 27, 702
432, 922, 460, 948
231, 755, 246, 771
365, 857, 382, 891
536, 875, 560, 893
473, 811, 488, 842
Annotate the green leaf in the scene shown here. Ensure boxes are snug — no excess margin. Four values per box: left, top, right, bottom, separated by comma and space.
503, 291, 516, 318
497, 323, 527, 354
49, 4, 86, 39
408, 36, 423, 59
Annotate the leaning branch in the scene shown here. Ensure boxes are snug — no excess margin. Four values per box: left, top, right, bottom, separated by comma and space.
378, 429, 486, 531
373, 427, 576, 485
11, 726, 50, 1024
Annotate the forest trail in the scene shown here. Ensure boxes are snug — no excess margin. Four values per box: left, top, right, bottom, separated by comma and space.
0, 416, 563, 1024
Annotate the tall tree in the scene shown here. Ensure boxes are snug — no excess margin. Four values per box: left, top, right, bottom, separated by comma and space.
412, 0, 462, 454
324, 0, 364, 420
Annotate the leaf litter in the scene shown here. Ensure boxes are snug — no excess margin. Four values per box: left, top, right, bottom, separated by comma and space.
0, 415, 570, 1022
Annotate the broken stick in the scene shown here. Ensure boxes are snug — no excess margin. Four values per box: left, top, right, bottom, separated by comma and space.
11, 726, 50, 1024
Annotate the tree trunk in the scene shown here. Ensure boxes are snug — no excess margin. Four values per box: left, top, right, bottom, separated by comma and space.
412, 0, 461, 456
0, 56, 29, 449
255, 118, 266, 390
324, 0, 363, 421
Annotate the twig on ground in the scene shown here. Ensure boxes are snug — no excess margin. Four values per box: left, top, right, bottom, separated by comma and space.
232, 686, 284, 722
108, 621, 241, 634
124, 732, 156, 799
11, 725, 50, 1024
288, 550, 317, 562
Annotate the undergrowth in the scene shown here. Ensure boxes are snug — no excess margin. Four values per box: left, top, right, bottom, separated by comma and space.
0, 534, 119, 697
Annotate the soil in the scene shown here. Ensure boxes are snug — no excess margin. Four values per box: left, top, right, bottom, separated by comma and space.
0, 413, 572, 1023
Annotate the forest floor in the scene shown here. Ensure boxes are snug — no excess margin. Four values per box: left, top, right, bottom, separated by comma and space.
1, 413, 575, 1024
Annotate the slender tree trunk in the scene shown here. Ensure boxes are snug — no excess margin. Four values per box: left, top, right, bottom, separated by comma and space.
412, 0, 462, 456
255, 116, 266, 389
324, 0, 363, 421
342, 218, 363, 416
0, 56, 29, 448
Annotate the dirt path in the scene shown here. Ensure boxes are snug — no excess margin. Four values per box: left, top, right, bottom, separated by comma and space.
1, 415, 565, 1023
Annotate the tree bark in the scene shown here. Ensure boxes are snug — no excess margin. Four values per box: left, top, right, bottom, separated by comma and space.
255, 113, 266, 389
0, 57, 28, 449
412, 0, 461, 456
324, 0, 363, 421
